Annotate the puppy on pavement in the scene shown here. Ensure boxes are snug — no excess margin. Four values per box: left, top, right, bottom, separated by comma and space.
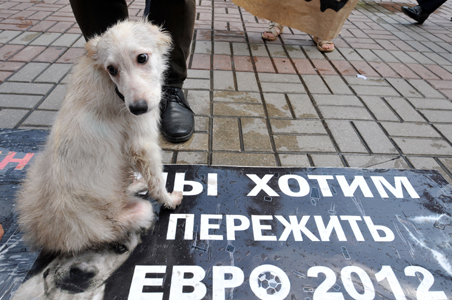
16, 20, 183, 254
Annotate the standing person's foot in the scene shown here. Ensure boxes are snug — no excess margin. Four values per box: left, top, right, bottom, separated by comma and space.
312, 36, 335, 52
160, 86, 194, 143
262, 22, 283, 41
401, 5, 430, 24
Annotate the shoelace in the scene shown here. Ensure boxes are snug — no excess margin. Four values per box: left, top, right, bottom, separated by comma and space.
161, 87, 193, 112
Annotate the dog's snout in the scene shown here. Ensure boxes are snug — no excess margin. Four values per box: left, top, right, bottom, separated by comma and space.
55, 264, 99, 293
129, 100, 148, 115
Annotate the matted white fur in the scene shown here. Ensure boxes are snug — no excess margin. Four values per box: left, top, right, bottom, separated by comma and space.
16, 20, 183, 254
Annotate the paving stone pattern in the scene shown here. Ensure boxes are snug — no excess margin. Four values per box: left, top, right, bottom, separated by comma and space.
1, 0, 452, 183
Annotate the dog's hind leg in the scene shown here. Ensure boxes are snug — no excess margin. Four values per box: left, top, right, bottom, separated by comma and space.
118, 197, 154, 231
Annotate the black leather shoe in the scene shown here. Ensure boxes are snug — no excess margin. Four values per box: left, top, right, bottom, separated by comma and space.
160, 86, 194, 143
401, 5, 430, 24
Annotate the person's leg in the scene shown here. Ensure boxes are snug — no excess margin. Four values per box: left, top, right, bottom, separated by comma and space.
145, 0, 196, 143
146, 0, 196, 88
313, 37, 335, 52
69, 0, 128, 40
402, 0, 447, 24
417, 0, 447, 14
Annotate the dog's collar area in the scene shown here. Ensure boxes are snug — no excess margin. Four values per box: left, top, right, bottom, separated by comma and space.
115, 86, 125, 102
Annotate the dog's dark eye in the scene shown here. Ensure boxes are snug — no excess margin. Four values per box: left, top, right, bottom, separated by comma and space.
107, 65, 117, 76
137, 54, 148, 64
111, 243, 128, 254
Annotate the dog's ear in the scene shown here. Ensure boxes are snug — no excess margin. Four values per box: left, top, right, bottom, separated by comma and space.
85, 36, 101, 59
156, 30, 172, 52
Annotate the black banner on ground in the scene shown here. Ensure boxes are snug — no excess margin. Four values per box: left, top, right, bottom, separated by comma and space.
1, 130, 452, 300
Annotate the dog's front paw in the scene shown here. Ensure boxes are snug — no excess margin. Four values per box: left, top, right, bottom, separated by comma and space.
166, 191, 183, 209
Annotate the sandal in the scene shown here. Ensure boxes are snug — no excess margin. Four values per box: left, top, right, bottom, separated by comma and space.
262, 22, 283, 41
312, 36, 335, 52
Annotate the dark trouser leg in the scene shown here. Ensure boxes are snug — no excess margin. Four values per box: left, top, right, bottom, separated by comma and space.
145, 0, 196, 142
145, 0, 196, 88
69, 0, 128, 41
417, 0, 447, 14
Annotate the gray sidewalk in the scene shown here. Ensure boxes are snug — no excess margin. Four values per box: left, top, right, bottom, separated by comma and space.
0, 0, 452, 183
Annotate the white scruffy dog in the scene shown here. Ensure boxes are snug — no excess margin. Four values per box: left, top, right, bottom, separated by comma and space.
16, 20, 183, 254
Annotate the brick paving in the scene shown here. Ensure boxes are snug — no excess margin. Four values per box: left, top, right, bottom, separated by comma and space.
1, 0, 452, 183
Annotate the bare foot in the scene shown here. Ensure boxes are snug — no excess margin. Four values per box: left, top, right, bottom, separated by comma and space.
313, 36, 335, 52
319, 39, 334, 50
262, 22, 283, 41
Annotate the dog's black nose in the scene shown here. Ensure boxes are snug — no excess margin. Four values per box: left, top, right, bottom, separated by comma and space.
69, 266, 97, 280
55, 265, 99, 293
129, 100, 148, 115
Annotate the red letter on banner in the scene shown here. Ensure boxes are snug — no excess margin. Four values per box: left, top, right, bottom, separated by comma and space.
0, 152, 34, 170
